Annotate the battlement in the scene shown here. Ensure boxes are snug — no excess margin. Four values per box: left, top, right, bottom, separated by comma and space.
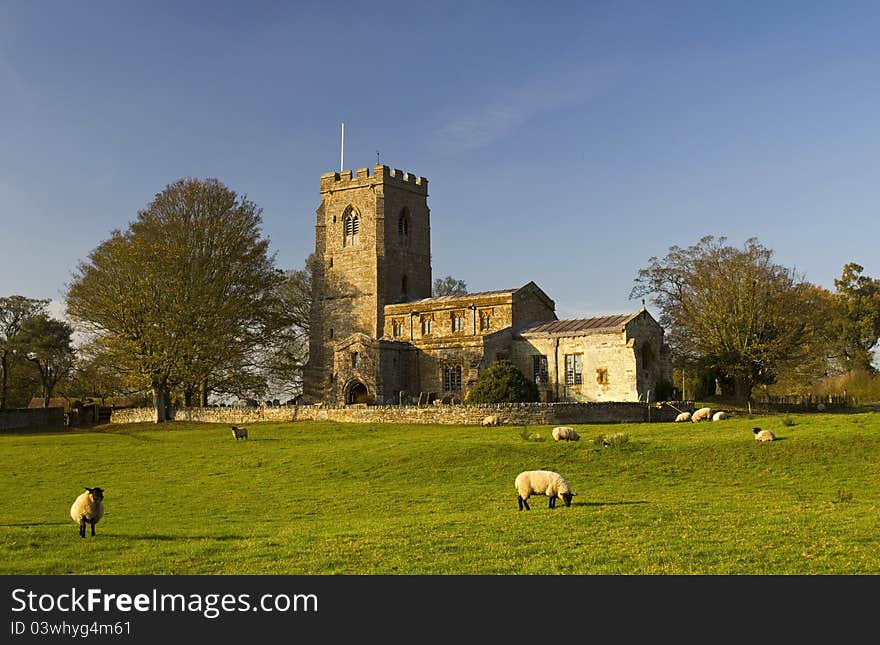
320, 165, 428, 193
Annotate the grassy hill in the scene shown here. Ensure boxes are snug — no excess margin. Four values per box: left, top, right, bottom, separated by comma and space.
2, 412, 878, 574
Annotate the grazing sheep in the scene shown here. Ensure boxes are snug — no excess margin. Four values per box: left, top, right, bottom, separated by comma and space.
231, 425, 248, 440
481, 415, 500, 427
70, 487, 105, 538
552, 426, 580, 442
675, 412, 692, 422
754, 427, 776, 442
514, 470, 575, 511
691, 407, 713, 422
712, 411, 730, 421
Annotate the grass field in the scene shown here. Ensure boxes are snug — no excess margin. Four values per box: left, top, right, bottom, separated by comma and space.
1, 412, 878, 575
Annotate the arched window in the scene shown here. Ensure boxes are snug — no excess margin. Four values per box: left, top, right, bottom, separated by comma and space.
343, 208, 360, 247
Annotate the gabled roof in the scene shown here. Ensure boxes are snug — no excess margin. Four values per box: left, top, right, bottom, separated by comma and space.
516, 311, 645, 338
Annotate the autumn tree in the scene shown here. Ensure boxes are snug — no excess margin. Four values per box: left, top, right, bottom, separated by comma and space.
0, 296, 48, 409
433, 276, 468, 297
631, 236, 822, 401
16, 314, 76, 407
832, 262, 880, 373
66, 177, 283, 421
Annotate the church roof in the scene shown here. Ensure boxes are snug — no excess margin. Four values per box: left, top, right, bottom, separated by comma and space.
516, 312, 642, 337
405, 287, 518, 305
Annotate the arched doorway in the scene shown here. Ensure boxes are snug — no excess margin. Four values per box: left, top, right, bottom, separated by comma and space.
345, 380, 370, 404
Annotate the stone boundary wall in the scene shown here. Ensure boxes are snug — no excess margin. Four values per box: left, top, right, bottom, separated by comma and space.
111, 401, 693, 426
0, 407, 65, 430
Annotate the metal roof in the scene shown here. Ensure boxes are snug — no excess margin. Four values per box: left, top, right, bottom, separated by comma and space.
517, 313, 638, 337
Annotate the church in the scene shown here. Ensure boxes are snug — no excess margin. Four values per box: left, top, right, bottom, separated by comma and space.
302, 165, 672, 406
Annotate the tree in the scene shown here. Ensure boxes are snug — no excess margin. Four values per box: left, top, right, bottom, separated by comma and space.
263, 254, 315, 399
631, 236, 822, 401
16, 314, 76, 407
433, 276, 467, 297
66, 177, 283, 422
0, 296, 48, 409
465, 360, 539, 404
833, 262, 880, 373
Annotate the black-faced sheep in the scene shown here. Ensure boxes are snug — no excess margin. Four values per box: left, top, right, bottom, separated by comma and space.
514, 470, 574, 511
754, 427, 776, 442
691, 407, 713, 422
70, 487, 104, 538
552, 426, 580, 442
231, 426, 248, 440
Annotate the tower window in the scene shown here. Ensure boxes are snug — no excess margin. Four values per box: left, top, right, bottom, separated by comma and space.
401, 274, 408, 299
352, 352, 359, 369
343, 211, 359, 247
398, 208, 409, 242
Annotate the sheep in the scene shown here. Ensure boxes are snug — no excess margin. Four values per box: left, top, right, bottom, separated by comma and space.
70, 487, 104, 538
691, 407, 713, 422
231, 425, 248, 440
514, 470, 575, 511
481, 415, 500, 427
712, 411, 730, 421
552, 426, 580, 442
674, 412, 692, 422
753, 427, 776, 442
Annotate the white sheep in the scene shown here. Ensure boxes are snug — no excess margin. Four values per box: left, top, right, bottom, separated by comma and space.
712, 411, 730, 421
691, 407, 713, 422
514, 470, 575, 511
753, 427, 776, 442
231, 425, 248, 439
481, 415, 500, 427
70, 487, 105, 538
674, 412, 692, 422
552, 426, 580, 442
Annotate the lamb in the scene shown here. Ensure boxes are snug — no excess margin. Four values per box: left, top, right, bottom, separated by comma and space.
70, 487, 104, 538
753, 427, 776, 442
514, 470, 575, 511
674, 412, 692, 422
481, 415, 500, 427
552, 426, 580, 442
712, 411, 730, 421
691, 407, 713, 422
231, 425, 248, 440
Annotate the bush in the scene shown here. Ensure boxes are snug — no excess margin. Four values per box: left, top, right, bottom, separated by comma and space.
465, 360, 540, 404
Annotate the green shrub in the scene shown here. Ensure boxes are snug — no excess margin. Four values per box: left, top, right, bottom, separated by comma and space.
465, 360, 539, 404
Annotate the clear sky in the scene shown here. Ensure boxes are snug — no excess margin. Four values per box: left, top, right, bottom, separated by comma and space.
1, 1, 878, 320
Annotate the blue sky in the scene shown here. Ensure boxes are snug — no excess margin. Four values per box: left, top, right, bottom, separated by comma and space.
1, 1, 878, 320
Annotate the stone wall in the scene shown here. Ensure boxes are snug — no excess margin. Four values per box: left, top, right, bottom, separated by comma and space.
0, 407, 65, 430
111, 401, 693, 426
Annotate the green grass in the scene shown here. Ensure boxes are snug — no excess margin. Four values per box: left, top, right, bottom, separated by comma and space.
2, 412, 879, 574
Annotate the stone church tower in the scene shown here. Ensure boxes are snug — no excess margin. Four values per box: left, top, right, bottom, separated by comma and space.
302, 165, 432, 403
